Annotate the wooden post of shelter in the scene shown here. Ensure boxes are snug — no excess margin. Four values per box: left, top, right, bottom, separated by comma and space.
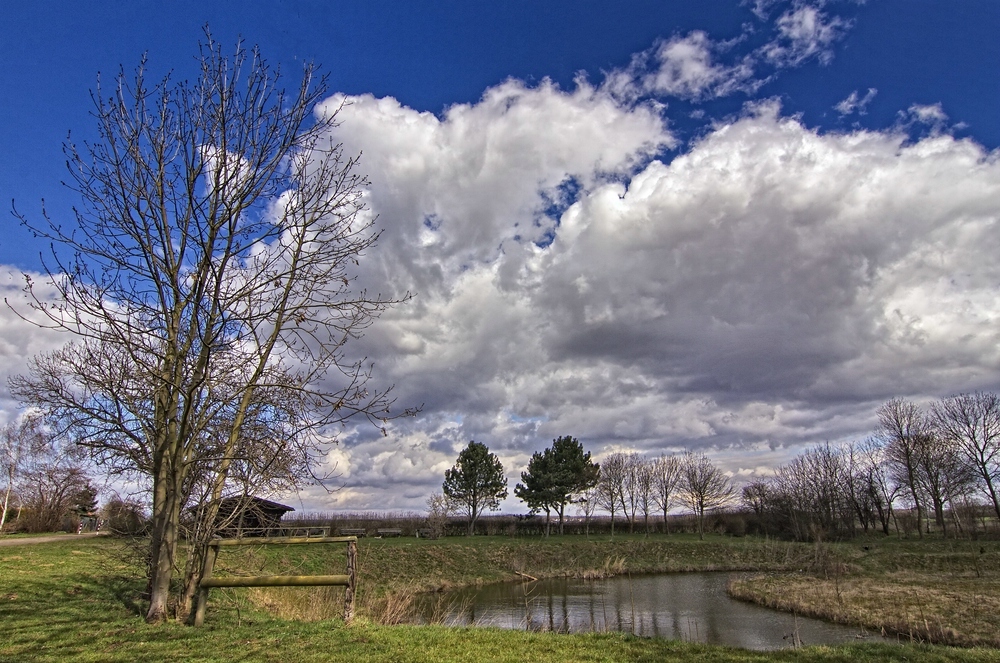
192, 535, 357, 626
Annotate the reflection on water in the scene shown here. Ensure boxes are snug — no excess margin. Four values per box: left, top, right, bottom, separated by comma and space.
416, 573, 890, 651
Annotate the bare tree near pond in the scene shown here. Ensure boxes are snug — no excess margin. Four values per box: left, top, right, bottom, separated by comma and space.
650, 454, 681, 534
856, 436, 901, 536
912, 430, 975, 537
596, 451, 645, 533
933, 392, 1000, 520
9, 34, 413, 623
876, 398, 930, 539
576, 483, 600, 538
620, 452, 644, 533
425, 492, 455, 539
443, 441, 507, 536
596, 452, 627, 537
637, 458, 655, 534
680, 452, 734, 540
841, 441, 887, 535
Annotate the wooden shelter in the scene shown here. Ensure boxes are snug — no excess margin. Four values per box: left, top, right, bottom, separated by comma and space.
214, 497, 295, 537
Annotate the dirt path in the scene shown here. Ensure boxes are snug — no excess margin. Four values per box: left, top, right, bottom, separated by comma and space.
0, 532, 107, 547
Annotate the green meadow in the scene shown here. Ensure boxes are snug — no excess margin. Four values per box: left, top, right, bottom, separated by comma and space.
2, 534, 998, 662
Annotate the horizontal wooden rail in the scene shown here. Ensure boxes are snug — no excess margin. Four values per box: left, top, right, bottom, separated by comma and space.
201, 574, 350, 588
214, 535, 357, 546
193, 535, 357, 626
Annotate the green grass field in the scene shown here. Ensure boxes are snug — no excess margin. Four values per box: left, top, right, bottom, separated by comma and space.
2, 534, 999, 662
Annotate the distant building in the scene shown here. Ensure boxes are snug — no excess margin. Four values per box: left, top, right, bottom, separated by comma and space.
214, 497, 295, 537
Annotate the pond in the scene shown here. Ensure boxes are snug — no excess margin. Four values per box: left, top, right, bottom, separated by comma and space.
416, 572, 891, 651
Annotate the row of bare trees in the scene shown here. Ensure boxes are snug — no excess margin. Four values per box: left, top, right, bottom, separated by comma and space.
743, 393, 1000, 541
583, 451, 734, 540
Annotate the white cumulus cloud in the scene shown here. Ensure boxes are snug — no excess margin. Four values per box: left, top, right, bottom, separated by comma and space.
761, 2, 851, 67
604, 32, 759, 102
289, 88, 1000, 511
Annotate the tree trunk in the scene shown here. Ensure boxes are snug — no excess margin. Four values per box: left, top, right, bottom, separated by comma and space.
179, 541, 205, 622
934, 499, 947, 537
147, 480, 182, 622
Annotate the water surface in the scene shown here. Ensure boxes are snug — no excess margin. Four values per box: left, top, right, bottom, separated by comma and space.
417, 572, 889, 651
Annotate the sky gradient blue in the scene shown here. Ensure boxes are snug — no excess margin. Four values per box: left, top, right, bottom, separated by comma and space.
2, 2, 998, 270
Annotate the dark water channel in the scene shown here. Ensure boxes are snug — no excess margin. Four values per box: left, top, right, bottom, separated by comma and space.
416, 573, 891, 651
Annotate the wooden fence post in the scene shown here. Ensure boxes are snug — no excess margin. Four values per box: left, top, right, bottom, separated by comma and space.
344, 538, 357, 623
192, 542, 219, 627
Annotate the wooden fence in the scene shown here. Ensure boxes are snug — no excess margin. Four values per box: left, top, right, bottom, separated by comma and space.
193, 535, 358, 626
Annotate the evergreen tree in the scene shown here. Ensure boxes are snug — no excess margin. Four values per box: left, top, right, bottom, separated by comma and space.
516, 436, 599, 535
443, 441, 507, 535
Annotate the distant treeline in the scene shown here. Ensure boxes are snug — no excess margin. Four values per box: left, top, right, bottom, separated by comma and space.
283, 510, 745, 538
285, 504, 999, 541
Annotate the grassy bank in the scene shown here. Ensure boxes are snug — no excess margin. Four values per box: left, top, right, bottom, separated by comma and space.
223, 533, 1000, 647
225, 533, 819, 622
728, 537, 1000, 648
2, 535, 999, 662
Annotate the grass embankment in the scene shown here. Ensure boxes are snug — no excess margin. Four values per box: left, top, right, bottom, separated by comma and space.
728, 537, 1000, 648
236, 533, 816, 622
0, 535, 997, 662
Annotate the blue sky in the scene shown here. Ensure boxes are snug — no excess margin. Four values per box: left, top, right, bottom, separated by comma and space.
2, 2, 1000, 511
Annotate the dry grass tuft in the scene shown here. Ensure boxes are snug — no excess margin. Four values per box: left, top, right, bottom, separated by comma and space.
246, 585, 344, 622
576, 555, 626, 580
359, 587, 418, 625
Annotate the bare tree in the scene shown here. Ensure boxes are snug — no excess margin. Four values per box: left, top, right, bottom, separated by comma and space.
841, 442, 874, 534
876, 398, 929, 538
913, 431, 975, 536
933, 392, 1000, 520
576, 484, 600, 538
857, 436, 901, 536
636, 458, 655, 535
596, 452, 627, 536
9, 35, 412, 623
650, 454, 681, 534
620, 452, 643, 533
680, 452, 734, 540
16, 448, 94, 534
741, 478, 773, 527
425, 492, 455, 539
1, 415, 47, 532
1, 421, 95, 534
